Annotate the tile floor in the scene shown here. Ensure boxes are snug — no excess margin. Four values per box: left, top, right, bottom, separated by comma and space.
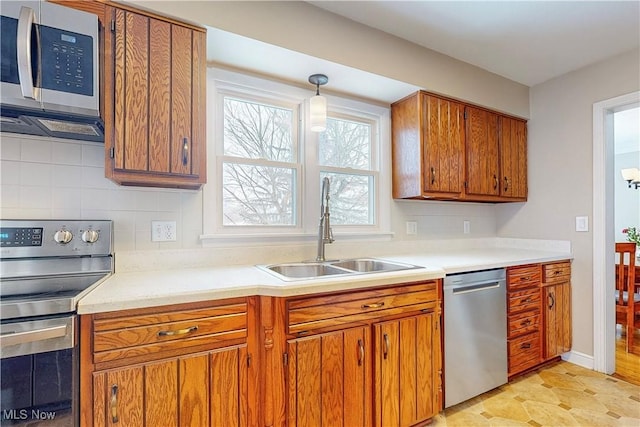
434, 361, 640, 426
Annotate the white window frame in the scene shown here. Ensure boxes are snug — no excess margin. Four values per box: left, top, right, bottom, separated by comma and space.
201, 67, 392, 245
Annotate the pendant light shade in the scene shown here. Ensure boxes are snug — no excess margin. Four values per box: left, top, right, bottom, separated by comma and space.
308, 74, 328, 132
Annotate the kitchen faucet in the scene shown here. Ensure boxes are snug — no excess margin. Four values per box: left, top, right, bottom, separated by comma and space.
316, 177, 334, 261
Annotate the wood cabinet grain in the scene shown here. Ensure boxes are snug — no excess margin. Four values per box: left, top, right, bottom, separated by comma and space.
81, 298, 255, 427
104, 5, 206, 189
391, 90, 528, 202
542, 261, 572, 359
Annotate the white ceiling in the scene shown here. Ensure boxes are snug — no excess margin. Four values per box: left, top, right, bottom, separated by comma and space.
307, 1, 640, 87
207, 1, 639, 103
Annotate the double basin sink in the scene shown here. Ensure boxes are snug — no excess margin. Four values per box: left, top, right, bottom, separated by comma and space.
259, 258, 420, 281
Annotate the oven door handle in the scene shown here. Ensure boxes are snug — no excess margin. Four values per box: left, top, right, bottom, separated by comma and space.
0, 325, 67, 348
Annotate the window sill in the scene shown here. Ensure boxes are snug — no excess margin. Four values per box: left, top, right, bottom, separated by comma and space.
200, 231, 395, 247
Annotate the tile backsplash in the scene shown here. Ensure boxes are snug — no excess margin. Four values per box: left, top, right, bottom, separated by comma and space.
1, 133, 499, 255
0, 133, 203, 252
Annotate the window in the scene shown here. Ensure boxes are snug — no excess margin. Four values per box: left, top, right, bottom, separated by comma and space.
319, 116, 376, 225
203, 68, 391, 242
221, 96, 299, 226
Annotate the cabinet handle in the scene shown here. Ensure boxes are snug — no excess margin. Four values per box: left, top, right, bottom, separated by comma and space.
383, 333, 390, 360
522, 297, 533, 303
110, 384, 119, 424
554, 270, 561, 276
520, 319, 532, 326
493, 174, 498, 190
520, 342, 531, 349
361, 302, 384, 309
504, 176, 510, 192
357, 339, 364, 366
157, 325, 198, 337
520, 276, 530, 281
548, 292, 555, 309
182, 137, 189, 166
430, 167, 436, 185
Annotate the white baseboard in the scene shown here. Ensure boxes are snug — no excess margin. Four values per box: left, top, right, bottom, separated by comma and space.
561, 350, 594, 370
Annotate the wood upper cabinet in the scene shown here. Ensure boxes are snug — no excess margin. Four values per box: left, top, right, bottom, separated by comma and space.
499, 116, 528, 199
286, 327, 371, 427
465, 106, 500, 197
392, 91, 465, 199
541, 261, 572, 359
373, 312, 441, 427
80, 298, 256, 427
391, 91, 527, 202
103, 5, 207, 189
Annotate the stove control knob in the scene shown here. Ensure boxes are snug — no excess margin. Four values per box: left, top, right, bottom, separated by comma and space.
54, 230, 73, 244
82, 230, 100, 243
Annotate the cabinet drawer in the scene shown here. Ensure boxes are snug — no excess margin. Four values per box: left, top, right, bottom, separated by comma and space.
507, 288, 540, 314
543, 261, 571, 284
508, 332, 541, 374
508, 310, 540, 338
93, 303, 247, 363
287, 281, 438, 334
507, 265, 541, 290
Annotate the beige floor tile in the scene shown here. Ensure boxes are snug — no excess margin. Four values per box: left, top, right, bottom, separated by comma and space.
576, 375, 640, 398
521, 400, 581, 426
444, 410, 492, 427
595, 393, 640, 419
537, 371, 586, 391
551, 387, 609, 412
509, 383, 562, 405
570, 407, 633, 427
482, 395, 530, 422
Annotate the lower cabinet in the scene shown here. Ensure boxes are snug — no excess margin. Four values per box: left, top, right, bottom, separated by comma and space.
92, 346, 248, 427
80, 298, 256, 427
280, 281, 442, 427
286, 327, 371, 427
542, 261, 572, 360
374, 313, 441, 427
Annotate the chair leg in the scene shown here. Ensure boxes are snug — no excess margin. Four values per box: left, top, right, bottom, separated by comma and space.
627, 323, 634, 353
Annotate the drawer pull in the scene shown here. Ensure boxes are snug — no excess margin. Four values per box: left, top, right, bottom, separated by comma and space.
110, 384, 119, 423
383, 333, 390, 360
520, 319, 532, 326
182, 137, 189, 166
357, 339, 364, 366
504, 176, 510, 192
361, 302, 385, 309
548, 292, 555, 309
520, 276, 530, 281
521, 297, 533, 304
554, 270, 561, 275
493, 174, 498, 190
430, 167, 436, 185
520, 342, 531, 349
157, 325, 198, 337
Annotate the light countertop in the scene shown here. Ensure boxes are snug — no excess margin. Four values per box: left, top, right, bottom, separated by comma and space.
77, 246, 572, 315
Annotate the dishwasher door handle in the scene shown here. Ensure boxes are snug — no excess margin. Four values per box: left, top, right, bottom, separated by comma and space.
450, 281, 502, 295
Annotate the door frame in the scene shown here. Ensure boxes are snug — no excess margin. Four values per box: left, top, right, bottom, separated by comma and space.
592, 91, 639, 374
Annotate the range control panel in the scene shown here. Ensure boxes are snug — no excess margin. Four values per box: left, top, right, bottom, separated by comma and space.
0, 220, 112, 258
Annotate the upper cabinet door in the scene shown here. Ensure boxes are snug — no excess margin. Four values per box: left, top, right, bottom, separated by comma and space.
104, 5, 207, 189
422, 94, 465, 196
465, 106, 500, 197
499, 116, 528, 199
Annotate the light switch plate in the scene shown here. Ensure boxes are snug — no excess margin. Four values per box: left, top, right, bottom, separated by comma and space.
575, 216, 589, 232
463, 220, 471, 234
406, 221, 418, 235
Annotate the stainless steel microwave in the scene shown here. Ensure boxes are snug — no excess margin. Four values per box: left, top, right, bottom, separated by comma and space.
0, 1, 103, 141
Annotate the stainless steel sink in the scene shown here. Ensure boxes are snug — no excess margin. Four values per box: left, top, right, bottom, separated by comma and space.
259, 257, 419, 281
330, 258, 411, 273
265, 263, 350, 279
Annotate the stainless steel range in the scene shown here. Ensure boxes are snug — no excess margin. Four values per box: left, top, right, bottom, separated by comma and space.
0, 219, 113, 426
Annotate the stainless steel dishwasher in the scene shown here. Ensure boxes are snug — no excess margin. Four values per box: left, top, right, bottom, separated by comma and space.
444, 268, 507, 408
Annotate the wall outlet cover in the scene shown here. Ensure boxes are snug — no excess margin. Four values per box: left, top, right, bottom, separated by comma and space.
152, 221, 177, 242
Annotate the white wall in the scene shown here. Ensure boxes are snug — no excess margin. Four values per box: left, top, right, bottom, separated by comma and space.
496, 49, 640, 357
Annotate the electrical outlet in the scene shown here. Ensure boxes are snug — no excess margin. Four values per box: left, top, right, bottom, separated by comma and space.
463, 220, 471, 234
152, 221, 177, 242
406, 221, 418, 235
575, 216, 589, 232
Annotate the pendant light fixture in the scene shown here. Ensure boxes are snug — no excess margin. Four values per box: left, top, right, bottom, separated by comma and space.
308, 74, 328, 132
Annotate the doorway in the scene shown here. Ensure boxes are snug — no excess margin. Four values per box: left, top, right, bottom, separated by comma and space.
592, 91, 639, 375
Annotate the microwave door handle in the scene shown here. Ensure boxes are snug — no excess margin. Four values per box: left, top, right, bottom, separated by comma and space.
17, 6, 36, 100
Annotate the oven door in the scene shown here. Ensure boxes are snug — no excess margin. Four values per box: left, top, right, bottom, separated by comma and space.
0, 316, 77, 426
